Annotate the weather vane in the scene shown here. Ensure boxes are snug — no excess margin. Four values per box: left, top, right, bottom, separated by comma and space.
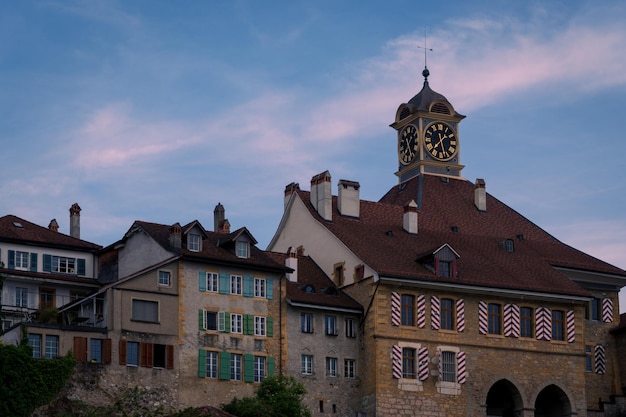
417, 34, 432, 81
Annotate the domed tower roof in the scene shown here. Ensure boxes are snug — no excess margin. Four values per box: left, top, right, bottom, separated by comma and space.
395, 68, 465, 122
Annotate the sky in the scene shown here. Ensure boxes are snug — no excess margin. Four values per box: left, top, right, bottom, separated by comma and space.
1, 1, 625, 310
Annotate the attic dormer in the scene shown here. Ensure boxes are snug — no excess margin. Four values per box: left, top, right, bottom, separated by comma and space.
183, 221, 209, 252
418, 243, 460, 278
217, 227, 258, 259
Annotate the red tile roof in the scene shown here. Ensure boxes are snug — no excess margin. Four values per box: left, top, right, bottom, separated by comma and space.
294, 175, 626, 297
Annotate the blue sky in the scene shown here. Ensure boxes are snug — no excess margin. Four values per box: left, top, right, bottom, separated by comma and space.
2, 1, 625, 309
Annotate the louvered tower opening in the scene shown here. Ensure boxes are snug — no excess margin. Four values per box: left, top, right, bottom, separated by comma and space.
430, 102, 451, 115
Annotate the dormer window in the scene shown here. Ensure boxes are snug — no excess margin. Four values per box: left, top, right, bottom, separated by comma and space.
236, 240, 249, 258
501, 239, 514, 253
420, 244, 460, 278
438, 260, 452, 278
188, 234, 201, 252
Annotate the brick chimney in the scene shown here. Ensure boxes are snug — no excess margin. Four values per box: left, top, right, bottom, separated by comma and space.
310, 170, 332, 221
214, 203, 225, 232
403, 200, 418, 234
285, 248, 298, 283
48, 219, 59, 232
69, 203, 81, 239
474, 179, 486, 212
169, 223, 182, 249
337, 179, 360, 218
218, 218, 231, 234
284, 182, 300, 210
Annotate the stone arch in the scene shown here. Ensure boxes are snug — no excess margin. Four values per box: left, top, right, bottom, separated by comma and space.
532, 383, 573, 417
485, 378, 524, 417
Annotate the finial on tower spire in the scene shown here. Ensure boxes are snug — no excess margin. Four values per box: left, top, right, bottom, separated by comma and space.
417, 34, 433, 82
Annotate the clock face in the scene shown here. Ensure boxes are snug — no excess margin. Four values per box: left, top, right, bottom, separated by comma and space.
399, 124, 418, 165
424, 122, 457, 161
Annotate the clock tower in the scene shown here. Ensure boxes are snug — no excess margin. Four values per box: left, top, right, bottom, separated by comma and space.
391, 67, 465, 183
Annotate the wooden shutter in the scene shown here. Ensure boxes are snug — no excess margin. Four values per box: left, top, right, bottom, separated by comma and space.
199, 272, 206, 292
244, 354, 254, 382
266, 279, 273, 299
219, 351, 231, 380
602, 298, 613, 323
392, 345, 402, 379
417, 295, 426, 328
478, 301, 488, 335
504, 304, 520, 337
30, 253, 38, 272
198, 349, 206, 377
141, 343, 154, 368
43, 254, 52, 272
243, 276, 254, 297
219, 273, 230, 294
268, 356, 275, 376
566, 310, 575, 343
166, 345, 174, 369
431, 296, 440, 330
456, 299, 465, 332
418, 347, 429, 381
267, 317, 274, 337
198, 310, 205, 330
244, 314, 254, 335
8, 250, 15, 269
535, 307, 552, 341
119, 340, 127, 365
457, 351, 467, 384
73, 337, 87, 362
103, 339, 112, 364
595, 345, 606, 374
391, 292, 401, 326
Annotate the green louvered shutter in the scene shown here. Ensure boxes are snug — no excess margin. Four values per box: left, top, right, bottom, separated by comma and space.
198, 310, 205, 330
219, 273, 230, 294
266, 279, 273, 299
77, 258, 85, 275
267, 317, 274, 337
199, 272, 206, 292
198, 350, 206, 378
244, 354, 254, 382
243, 276, 254, 297
219, 352, 231, 380
268, 357, 275, 376
244, 314, 254, 335
43, 254, 52, 272
30, 253, 38, 272
8, 250, 15, 269
219, 312, 230, 333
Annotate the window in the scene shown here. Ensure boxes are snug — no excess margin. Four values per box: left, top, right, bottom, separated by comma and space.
402, 348, 416, 379
325, 315, 337, 335
158, 270, 171, 286
503, 239, 514, 252
254, 278, 266, 298
206, 351, 218, 378
552, 310, 564, 341
153, 344, 167, 368
401, 294, 415, 326
231, 354, 242, 381
301, 355, 313, 375
45, 335, 59, 359
344, 359, 356, 378
254, 356, 266, 382
438, 260, 451, 277
28, 334, 42, 358
39, 288, 55, 310
205, 311, 218, 331
205, 272, 218, 292
334, 264, 344, 286
586, 298, 601, 321
53, 256, 76, 274
345, 318, 356, 338
15, 287, 28, 307
440, 298, 455, 330
520, 307, 533, 338
14, 251, 29, 270
440, 351, 456, 382
90, 339, 103, 363
488, 303, 502, 335
326, 357, 338, 377
230, 275, 242, 295
127, 342, 139, 366
301, 313, 313, 333
255, 316, 266, 336
585, 346, 593, 372
132, 299, 159, 323
236, 240, 249, 258
188, 234, 201, 252
231, 313, 243, 334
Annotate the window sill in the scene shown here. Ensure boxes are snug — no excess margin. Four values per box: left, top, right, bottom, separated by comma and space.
398, 378, 423, 392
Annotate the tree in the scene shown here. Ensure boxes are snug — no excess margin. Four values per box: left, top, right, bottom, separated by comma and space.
222, 375, 311, 417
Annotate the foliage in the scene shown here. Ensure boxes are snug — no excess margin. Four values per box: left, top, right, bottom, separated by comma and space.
0, 341, 75, 417
37, 307, 60, 324
221, 375, 311, 417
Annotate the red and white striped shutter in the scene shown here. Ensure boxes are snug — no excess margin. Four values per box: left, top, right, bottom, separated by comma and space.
478, 301, 488, 334
566, 310, 575, 343
431, 296, 440, 330
602, 298, 613, 323
456, 299, 465, 332
391, 292, 401, 326
457, 351, 467, 384
504, 304, 520, 338
418, 347, 429, 381
535, 307, 552, 341
437, 350, 443, 381
417, 295, 426, 328
594, 344, 606, 374
392, 345, 402, 378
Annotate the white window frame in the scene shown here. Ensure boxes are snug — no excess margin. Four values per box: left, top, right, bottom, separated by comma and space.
236, 240, 249, 258
158, 270, 171, 286
325, 315, 337, 336
45, 335, 59, 359
301, 354, 313, 375
344, 359, 356, 378
206, 272, 219, 292
326, 357, 338, 377
345, 318, 356, 338
301, 313, 313, 333
231, 353, 242, 381
230, 275, 242, 295
436, 346, 462, 395
188, 234, 201, 252
206, 351, 218, 379
254, 316, 267, 336
254, 278, 266, 298
231, 313, 243, 334
254, 356, 266, 382
15, 287, 29, 307
15, 251, 29, 270
204, 310, 218, 331
53, 256, 76, 274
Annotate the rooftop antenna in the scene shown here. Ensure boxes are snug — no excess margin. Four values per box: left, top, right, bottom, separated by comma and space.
417, 33, 433, 81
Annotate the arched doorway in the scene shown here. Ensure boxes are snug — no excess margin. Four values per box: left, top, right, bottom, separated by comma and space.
486, 379, 523, 417
534, 384, 571, 417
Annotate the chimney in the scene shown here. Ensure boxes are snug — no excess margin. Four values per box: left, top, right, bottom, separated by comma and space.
69, 203, 81, 239
48, 219, 59, 232
337, 180, 360, 218
284, 182, 300, 210
310, 170, 332, 221
219, 219, 231, 234
214, 203, 225, 232
285, 248, 298, 283
474, 179, 487, 212
169, 223, 182, 249
403, 200, 418, 234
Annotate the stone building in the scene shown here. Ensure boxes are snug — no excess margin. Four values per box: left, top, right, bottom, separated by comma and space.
268, 68, 626, 416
